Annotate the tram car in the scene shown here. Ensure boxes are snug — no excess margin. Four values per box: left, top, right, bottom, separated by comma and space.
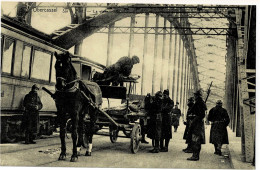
1, 15, 105, 142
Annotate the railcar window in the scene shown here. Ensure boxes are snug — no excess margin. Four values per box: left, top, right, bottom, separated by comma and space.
2, 38, 15, 74
21, 45, 31, 78
31, 50, 51, 81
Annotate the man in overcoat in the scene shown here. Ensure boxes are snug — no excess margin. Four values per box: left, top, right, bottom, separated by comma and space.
171, 104, 181, 132
160, 89, 174, 152
23, 84, 43, 144
208, 100, 230, 156
187, 90, 207, 161
183, 97, 195, 153
146, 91, 163, 153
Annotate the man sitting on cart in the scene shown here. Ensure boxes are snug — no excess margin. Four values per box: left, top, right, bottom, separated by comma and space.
93, 55, 140, 86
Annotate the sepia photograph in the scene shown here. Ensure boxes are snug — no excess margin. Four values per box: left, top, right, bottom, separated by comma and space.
0, 0, 257, 169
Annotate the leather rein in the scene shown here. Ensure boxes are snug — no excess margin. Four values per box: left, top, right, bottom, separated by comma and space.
56, 77, 80, 93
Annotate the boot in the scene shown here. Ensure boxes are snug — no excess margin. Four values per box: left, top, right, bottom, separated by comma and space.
24, 132, 30, 144
161, 139, 169, 152
187, 153, 199, 161
187, 156, 199, 161
141, 135, 149, 144
149, 148, 159, 153
183, 148, 193, 153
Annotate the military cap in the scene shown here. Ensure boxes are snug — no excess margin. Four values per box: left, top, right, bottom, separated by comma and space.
194, 90, 202, 96
132, 55, 140, 63
188, 97, 194, 102
32, 84, 40, 90
155, 91, 163, 98
163, 89, 169, 95
216, 100, 222, 104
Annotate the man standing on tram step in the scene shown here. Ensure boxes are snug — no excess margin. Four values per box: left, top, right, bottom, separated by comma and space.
93, 55, 140, 86
171, 103, 181, 132
23, 84, 43, 144
187, 90, 207, 161
160, 89, 174, 152
183, 97, 195, 153
208, 100, 230, 156
146, 91, 163, 153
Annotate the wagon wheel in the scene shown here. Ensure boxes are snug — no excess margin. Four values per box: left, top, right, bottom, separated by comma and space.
123, 128, 131, 138
3, 123, 17, 143
109, 126, 119, 143
130, 124, 141, 154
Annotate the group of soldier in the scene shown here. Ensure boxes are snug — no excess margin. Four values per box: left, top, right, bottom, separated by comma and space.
22, 55, 230, 162
142, 89, 230, 161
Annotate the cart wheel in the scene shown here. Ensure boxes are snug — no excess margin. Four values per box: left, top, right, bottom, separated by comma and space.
130, 124, 141, 154
123, 128, 131, 138
109, 127, 119, 143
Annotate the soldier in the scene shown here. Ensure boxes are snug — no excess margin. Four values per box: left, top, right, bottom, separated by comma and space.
23, 84, 43, 144
187, 90, 207, 161
160, 89, 174, 152
208, 100, 230, 156
183, 97, 195, 153
93, 55, 140, 86
146, 91, 163, 153
171, 103, 181, 132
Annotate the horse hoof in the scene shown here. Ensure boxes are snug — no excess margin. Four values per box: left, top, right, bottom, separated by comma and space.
70, 156, 78, 162
85, 151, 91, 156
58, 154, 66, 161
77, 151, 81, 156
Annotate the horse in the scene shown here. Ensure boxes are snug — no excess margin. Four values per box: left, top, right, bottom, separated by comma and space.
54, 51, 102, 162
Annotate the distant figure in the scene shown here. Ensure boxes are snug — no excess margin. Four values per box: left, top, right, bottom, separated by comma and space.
23, 84, 43, 144
160, 89, 174, 152
208, 100, 230, 156
183, 97, 195, 153
146, 91, 163, 153
171, 103, 181, 132
93, 55, 140, 86
187, 90, 207, 161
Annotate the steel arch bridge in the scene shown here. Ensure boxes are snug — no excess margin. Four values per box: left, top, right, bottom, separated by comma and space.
2, 2, 256, 164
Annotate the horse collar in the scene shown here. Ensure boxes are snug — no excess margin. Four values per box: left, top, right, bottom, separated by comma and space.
56, 80, 79, 93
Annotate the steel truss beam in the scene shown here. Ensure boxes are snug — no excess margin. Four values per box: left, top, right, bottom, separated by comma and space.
95, 26, 235, 35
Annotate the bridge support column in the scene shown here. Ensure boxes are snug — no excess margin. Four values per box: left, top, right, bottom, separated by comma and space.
152, 14, 159, 95
172, 30, 178, 101
160, 18, 167, 92
182, 48, 188, 114
176, 35, 183, 105
167, 23, 173, 97
180, 41, 185, 111
141, 13, 149, 95
128, 16, 135, 57
106, 23, 115, 66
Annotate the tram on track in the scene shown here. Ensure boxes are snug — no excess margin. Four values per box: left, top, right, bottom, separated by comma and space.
1, 15, 105, 142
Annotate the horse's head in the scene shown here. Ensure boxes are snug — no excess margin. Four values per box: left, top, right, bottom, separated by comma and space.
54, 51, 77, 91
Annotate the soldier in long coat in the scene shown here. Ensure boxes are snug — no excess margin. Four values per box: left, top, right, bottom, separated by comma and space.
208, 100, 230, 156
183, 97, 195, 153
171, 104, 181, 132
187, 90, 207, 161
160, 89, 174, 152
23, 84, 43, 144
146, 91, 163, 153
